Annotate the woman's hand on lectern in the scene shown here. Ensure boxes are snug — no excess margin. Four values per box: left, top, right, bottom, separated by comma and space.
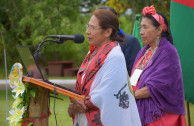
68, 96, 90, 117
70, 98, 88, 112
68, 103, 75, 117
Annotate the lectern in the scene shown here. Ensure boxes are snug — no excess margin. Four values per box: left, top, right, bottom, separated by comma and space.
8, 46, 84, 126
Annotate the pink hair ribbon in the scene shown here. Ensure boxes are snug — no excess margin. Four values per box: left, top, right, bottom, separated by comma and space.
142, 5, 167, 32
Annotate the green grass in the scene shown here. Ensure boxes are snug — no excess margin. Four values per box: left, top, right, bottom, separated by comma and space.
49, 94, 73, 126
0, 90, 194, 126
185, 101, 194, 126
0, 90, 73, 126
0, 90, 14, 125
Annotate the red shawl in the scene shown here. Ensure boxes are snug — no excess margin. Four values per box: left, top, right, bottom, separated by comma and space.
74, 41, 118, 126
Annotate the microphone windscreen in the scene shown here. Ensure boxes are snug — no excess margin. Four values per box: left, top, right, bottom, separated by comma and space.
74, 34, 85, 43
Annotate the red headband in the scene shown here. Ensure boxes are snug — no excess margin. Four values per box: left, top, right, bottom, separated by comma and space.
142, 5, 167, 32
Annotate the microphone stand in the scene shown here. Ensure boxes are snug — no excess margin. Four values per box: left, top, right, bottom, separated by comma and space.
33, 38, 64, 126
33, 39, 64, 60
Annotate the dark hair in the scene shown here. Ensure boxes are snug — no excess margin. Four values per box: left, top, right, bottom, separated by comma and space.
97, 6, 118, 16
142, 12, 173, 44
93, 9, 124, 42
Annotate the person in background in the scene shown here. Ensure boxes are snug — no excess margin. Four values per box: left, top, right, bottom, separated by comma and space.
97, 6, 141, 76
68, 9, 141, 126
131, 5, 186, 126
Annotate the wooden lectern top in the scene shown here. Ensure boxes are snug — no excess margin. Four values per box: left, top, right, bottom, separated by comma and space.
22, 77, 85, 101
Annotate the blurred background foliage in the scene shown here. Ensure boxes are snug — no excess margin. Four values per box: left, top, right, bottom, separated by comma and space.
0, 0, 170, 77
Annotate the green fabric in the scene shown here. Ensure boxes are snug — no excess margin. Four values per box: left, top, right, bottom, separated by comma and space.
170, 1, 194, 104
132, 14, 143, 48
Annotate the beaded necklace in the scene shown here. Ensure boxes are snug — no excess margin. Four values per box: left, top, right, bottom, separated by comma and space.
137, 46, 158, 70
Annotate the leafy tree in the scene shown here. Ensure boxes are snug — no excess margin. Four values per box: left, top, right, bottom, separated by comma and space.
80, 0, 106, 13
0, 0, 91, 75
0, 0, 171, 77
106, 0, 129, 15
106, 0, 170, 29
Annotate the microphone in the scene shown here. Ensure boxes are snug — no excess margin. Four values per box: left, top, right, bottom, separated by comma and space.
45, 34, 85, 44
34, 34, 84, 59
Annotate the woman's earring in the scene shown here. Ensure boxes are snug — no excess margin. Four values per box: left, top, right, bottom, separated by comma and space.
156, 36, 160, 46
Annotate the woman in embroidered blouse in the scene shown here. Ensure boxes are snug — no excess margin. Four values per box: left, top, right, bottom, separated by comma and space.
131, 5, 186, 126
67, 9, 141, 126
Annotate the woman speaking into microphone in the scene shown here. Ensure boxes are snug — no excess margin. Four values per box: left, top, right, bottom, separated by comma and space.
67, 9, 141, 126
